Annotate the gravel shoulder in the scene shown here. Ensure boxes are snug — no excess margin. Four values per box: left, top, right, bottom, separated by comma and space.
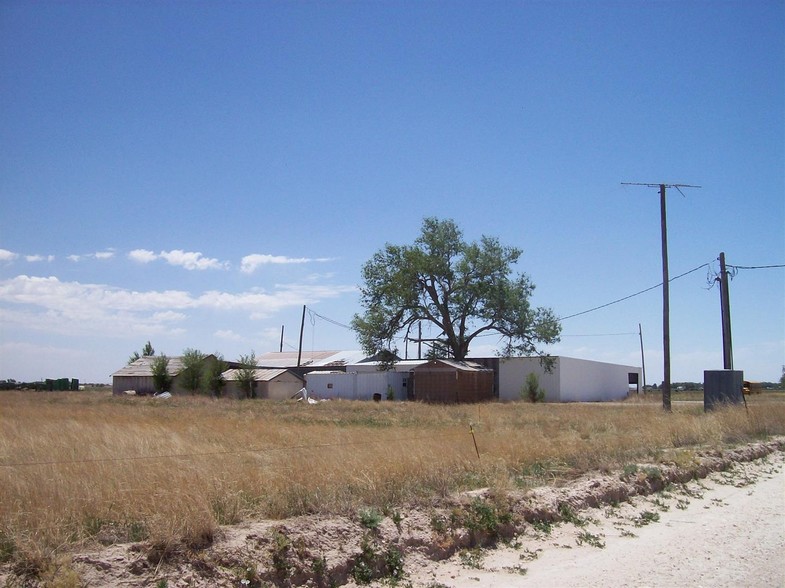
403, 450, 785, 588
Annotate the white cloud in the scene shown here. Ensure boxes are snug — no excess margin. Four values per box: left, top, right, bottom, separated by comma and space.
159, 249, 228, 271
25, 254, 55, 262
0, 249, 19, 262
0, 275, 356, 338
152, 311, 187, 322
240, 253, 333, 274
128, 249, 158, 263
214, 329, 249, 342
66, 251, 115, 262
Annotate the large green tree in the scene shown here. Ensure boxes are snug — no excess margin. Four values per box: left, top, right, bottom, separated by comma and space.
352, 217, 561, 362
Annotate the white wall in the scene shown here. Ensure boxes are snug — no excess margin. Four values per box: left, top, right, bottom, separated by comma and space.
305, 371, 407, 400
497, 357, 641, 402
497, 357, 560, 402
559, 357, 640, 402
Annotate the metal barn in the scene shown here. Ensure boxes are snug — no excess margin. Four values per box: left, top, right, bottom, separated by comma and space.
222, 368, 304, 400
304, 370, 408, 400
492, 356, 642, 402
111, 355, 219, 395
409, 359, 494, 403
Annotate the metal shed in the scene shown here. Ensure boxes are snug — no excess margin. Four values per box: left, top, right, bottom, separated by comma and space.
409, 359, 494, 403
304, 370, 408, 400
222, 368, 304, 400
111, 355, 218, 395
490, 356, 642, 402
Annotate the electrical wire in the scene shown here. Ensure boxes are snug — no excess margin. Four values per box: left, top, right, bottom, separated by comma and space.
561, 332, 638, 337
727, 263, 785, 270
558, 262, 711, 321
307, 308, 353, 330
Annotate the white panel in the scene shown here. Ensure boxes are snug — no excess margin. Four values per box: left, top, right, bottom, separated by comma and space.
305, 371, 406, 400
497, 357, 560, 402
559, 357, 641, 402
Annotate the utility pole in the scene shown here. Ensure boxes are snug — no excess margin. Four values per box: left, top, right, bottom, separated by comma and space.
622, 182, 700, 411
638, 323, 647, 390
279, 325, 285, 353
718, 252, 733, 369
297, 305, 306, 367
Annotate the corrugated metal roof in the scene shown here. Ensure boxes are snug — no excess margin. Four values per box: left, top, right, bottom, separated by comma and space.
413, 359, 491, 372
111, 355, 216, 377
256, 350, 370, 368
349, 359, 427, 370
222, 368, 300, 382
111, 356, 187, 377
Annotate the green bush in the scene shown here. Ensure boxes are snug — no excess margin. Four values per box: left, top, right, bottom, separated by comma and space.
521, 372, 545, 403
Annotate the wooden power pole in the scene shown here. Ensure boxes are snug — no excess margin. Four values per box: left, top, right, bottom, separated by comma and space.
638, 323, 647, 390
622, 182, 700, 411
718, 252, 734, 369
297, 305, 306, 367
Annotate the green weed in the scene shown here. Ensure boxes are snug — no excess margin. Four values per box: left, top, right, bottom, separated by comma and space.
529, 519, 553, 535
270, 529, 291, 579
633, 511, 660, 527
576, 531, 605, 548
503, 564, 528, 575
458, 548, 484, 569
558, 503, 587, 527
384, 545, 405, 581
359, 508, 383, 531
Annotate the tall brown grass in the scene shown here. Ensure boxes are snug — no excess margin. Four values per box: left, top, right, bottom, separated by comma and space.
1, 390, 783, 566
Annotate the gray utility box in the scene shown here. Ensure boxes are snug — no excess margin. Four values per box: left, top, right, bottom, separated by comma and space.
704, 370, 744, 412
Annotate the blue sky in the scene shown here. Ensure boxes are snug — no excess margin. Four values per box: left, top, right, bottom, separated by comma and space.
1, 1, 783, 384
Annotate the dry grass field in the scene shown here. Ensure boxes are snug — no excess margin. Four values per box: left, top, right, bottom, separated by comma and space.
1, 389, 784, 575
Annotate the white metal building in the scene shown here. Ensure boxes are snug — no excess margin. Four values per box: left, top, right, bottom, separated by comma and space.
222, 368, 303, 400
304, 370, 408, 401
495, 356, 642, 402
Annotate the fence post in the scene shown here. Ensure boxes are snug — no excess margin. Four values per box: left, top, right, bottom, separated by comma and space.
469, 424, 480, 461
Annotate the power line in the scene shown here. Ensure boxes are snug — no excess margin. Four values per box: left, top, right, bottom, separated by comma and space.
561, 332, 637, 337
558, 262, 711, 321
727, 263, 785, 270
307, 308, 353, 330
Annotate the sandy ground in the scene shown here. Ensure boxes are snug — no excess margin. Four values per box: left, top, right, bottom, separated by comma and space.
403, 450, 785, 588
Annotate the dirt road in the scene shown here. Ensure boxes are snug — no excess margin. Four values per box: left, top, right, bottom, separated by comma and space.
406, 451, 784, 588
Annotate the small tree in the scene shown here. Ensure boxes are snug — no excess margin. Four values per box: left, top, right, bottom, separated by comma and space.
128, 340, 155, 365
151, 354, 172, 394
205, 353, 228, 398
235, 352, 257, 399
180, 348, 207, 395
521, 372, 545, 403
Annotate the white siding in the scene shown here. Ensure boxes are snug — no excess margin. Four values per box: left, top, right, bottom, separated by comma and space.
559, 357, 639, 402
305, 371, 408, 400
496, 357, 641, 403
497, 357, 560, 402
